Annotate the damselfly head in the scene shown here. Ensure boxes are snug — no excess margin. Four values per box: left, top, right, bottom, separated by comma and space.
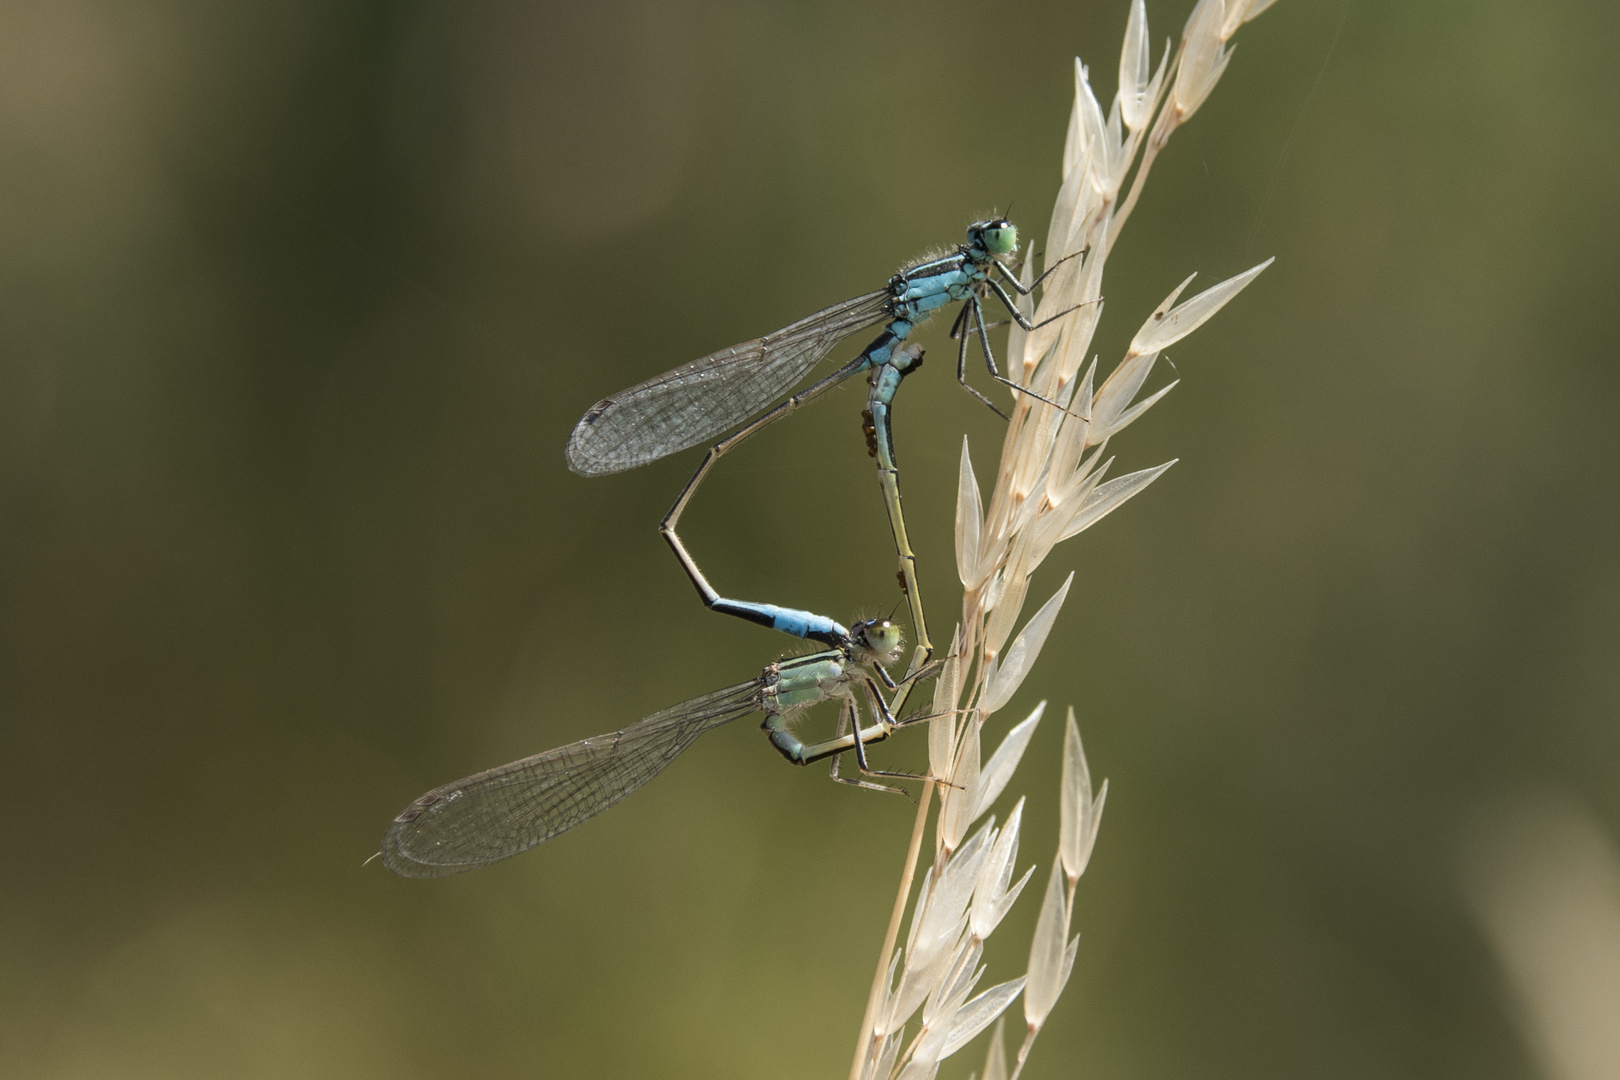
852, 618, 904, 661
969, 218, 1019, 258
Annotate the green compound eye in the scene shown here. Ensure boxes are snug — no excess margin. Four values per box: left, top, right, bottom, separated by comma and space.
860, 619, 903, 655
981, 222, 1019, 256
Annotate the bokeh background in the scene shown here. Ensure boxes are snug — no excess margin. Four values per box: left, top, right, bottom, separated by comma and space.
3, 0, 1618, 1077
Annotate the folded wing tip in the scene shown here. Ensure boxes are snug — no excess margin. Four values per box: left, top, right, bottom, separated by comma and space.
565, 428, 631, 476
380, 825, 480, 879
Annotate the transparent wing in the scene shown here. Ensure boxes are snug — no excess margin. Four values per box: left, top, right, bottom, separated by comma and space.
381, 679, 764, 878
565, 289, 892, 476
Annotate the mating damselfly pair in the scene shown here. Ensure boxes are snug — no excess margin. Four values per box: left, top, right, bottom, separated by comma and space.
381, 218, 1086, 878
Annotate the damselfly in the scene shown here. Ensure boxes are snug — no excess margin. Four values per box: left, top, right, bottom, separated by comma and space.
566, 219, 1086, 699
380, 618, 935, 877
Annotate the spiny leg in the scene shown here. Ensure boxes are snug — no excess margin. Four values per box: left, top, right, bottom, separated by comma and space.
879, 630, 947, 723
953, 295, 1075, 419
973, 291, 1104, 419
881, 657, 948, 726
985, 278, 1099, 334
825, 698, 854, 786
847, 677, 930, 785
992, 247, 1086, 296
952, 301, 1010, 420
783, 687, 928, 795
772, 660, 949, 785
892, 707, 952, 730
945, 245, 1087, 400
768, 697, 906, 796
828, 697, 908, 795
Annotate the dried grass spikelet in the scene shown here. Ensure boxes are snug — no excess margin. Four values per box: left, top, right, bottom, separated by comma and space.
849, 3, 1280, 1079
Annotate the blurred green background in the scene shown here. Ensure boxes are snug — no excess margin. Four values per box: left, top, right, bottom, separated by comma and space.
3, 0, 1618, 1077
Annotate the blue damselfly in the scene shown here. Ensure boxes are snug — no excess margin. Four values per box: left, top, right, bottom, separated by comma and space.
566, 220, 1085, 693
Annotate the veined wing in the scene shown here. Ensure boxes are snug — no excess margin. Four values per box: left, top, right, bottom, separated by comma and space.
565, 289, 891, 476
381, 679, 764, 878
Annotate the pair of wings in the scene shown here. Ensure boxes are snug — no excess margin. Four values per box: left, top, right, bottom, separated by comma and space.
564, 290, 893, 476
385, 289, 908, 876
